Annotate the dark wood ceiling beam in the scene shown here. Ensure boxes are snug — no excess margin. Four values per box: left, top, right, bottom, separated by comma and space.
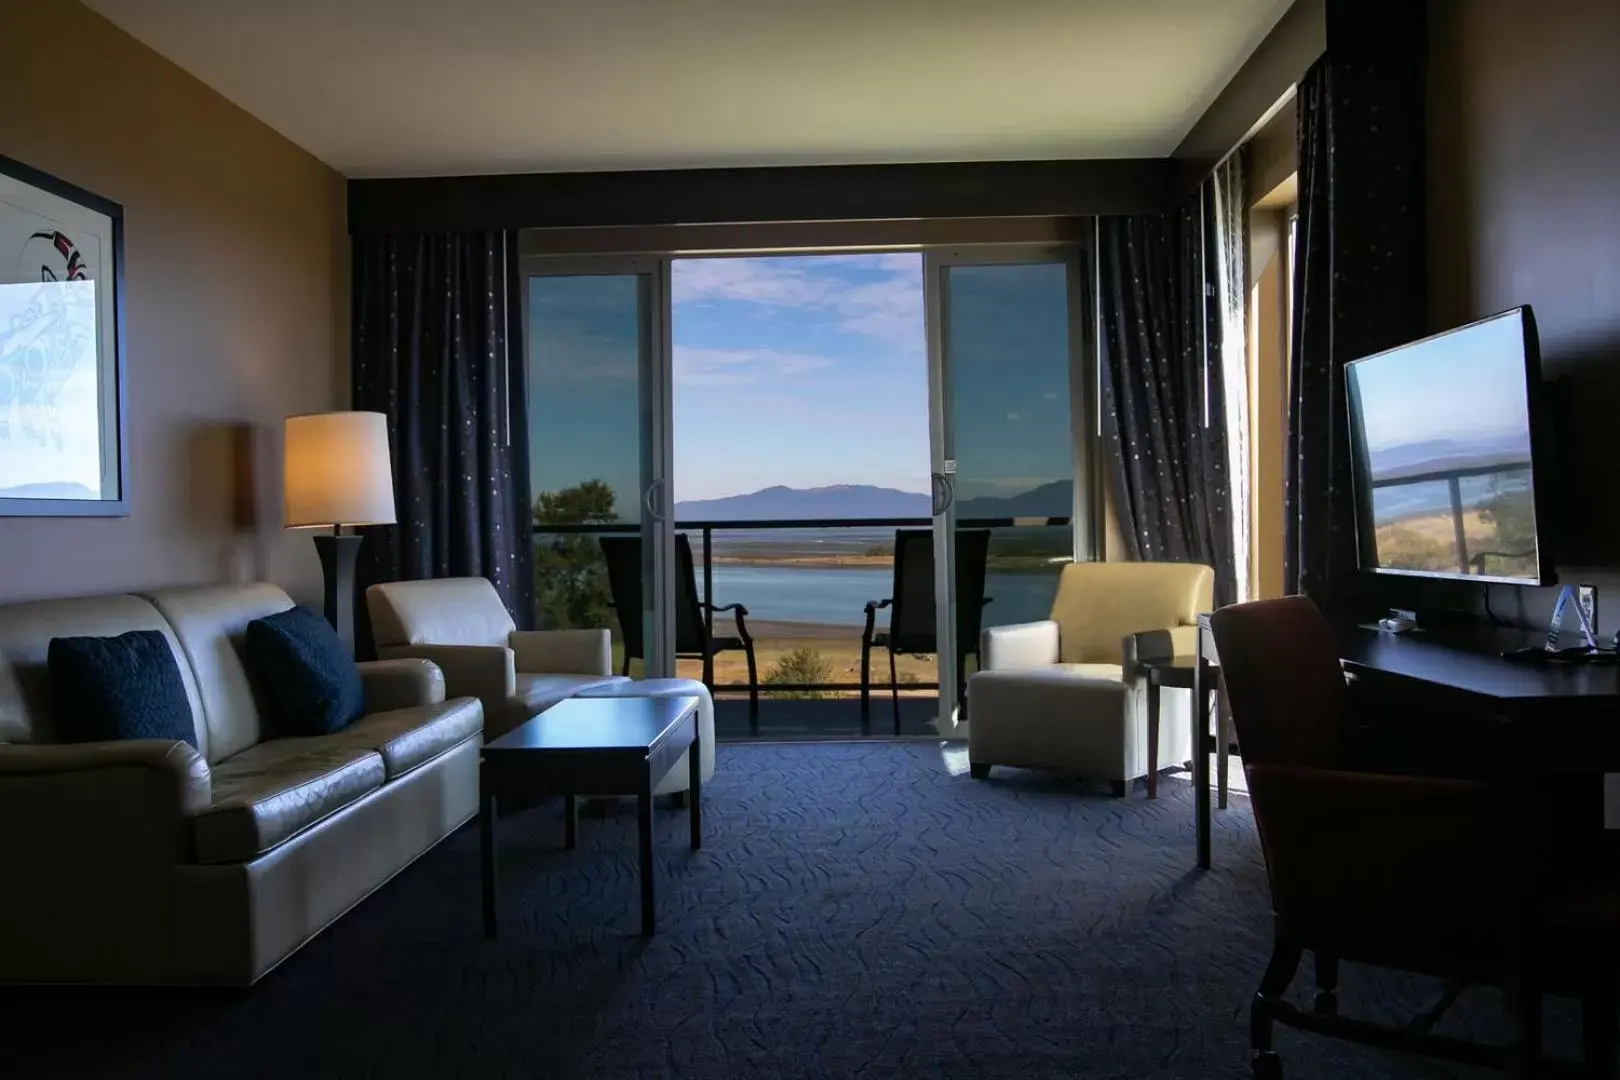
348, 158, 1180, 233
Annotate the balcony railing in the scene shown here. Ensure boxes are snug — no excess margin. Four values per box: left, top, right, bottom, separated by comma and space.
534, 515, 1073, 695
1367, 462, 1533, 577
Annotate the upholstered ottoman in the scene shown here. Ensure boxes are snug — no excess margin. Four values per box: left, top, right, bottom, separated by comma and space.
573, 677, 715, 796
967, 666, 1161, 795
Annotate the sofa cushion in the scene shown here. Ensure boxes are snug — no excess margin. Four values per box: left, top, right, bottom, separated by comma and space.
365, 577, 516, 649
334, 699, 483, 779
141, 584, 295, 764
1046, 562, 1214, 664
246, 607, 365, 737
0, 593, 208, 751
193, 740, 384, 864
47, 630, 198, 748
515, 673, 622, 711
1050, 662, 1126, 682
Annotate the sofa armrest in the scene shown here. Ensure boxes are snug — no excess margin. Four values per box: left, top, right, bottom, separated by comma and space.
981, 620, 1061, 672
0, 739, 212, 807
510, 628, 612, 676
356, 658, 447, 711
0, 739, 212, 863
376, 644, 516, 720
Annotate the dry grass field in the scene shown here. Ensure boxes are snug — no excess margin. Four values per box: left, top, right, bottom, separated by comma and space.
1373, 508, 1533, 577
617, 619, 945, 698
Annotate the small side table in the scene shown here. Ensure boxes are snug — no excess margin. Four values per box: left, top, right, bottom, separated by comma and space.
1193, 613, 1227, 870
1138, 655, 1199, 800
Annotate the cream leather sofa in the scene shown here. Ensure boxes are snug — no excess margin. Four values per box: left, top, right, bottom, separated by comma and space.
967, 562, 1214, 792
366, 577, 626, 740
0, 583, 482, 986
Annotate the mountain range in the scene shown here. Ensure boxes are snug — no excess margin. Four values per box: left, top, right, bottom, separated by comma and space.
673, 480, 1073, 521
675, 484, 926, 520
1368, 433, 1530, 482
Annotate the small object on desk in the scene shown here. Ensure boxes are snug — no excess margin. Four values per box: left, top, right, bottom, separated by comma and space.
1545, 583, 1600, 651
1378, 615, 1417, 634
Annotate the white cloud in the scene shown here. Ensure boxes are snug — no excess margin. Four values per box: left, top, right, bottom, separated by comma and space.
1006, 411, 1021, 421
672, 255, 923, 350
674, 345, 837, 387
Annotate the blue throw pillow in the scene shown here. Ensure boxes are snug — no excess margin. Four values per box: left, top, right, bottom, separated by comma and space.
48, 630, 197, 747
245, 606, 365, 737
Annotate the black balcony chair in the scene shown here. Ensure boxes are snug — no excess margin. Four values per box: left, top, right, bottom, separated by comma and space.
860, 528, 992, 735
599, 533, 759, 728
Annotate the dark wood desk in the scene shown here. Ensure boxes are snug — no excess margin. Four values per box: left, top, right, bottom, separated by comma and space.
1196, 617, 1620, 1079
1193, 619, 1620, 867
480, 695, 702, 938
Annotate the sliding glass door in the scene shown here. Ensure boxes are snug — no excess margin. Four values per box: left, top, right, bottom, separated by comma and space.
924, 248, 1092, 732
524, 257, 675, 680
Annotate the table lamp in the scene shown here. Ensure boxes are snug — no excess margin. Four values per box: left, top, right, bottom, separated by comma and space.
283, 411, 396, 651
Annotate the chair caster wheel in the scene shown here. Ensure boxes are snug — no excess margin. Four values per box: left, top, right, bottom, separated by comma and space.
1251, 1051, 1282, 1080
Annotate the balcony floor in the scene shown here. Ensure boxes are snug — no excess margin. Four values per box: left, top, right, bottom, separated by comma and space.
713, 694, 944, 740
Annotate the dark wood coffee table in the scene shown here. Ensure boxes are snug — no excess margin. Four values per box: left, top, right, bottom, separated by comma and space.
479, 694, 701, 938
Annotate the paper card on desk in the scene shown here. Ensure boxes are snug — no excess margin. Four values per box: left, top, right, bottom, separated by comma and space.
1606, 775, 1620, 830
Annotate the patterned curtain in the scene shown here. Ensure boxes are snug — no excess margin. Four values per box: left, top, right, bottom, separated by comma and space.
1285, 5, 1427, 608
350, 231, 535, 651
1099, 185, 1237, 607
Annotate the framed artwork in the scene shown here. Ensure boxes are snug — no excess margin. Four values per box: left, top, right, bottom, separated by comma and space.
0, 154, 126, 516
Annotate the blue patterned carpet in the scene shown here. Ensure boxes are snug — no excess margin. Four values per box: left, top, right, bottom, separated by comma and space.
7, 743, 1567, 1079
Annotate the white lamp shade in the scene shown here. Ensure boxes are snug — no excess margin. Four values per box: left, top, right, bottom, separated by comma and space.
283, 411, 397, 528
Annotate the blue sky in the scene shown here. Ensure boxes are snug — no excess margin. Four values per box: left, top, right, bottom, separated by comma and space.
671, 254, 929, 501
527, 254, 1074, 520
1350, 312, 1532, 452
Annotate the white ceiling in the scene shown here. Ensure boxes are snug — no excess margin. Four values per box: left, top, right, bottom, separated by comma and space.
85, 0, 1292, 178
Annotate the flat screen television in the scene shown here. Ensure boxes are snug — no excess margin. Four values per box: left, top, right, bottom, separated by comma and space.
1346, 306, 1552, 586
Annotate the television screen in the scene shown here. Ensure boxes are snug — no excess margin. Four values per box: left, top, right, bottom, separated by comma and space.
1346, 307, 1548, 585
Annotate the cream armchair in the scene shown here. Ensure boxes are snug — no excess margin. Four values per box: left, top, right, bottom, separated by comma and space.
966, 561, 1214, 794
366, 577, 626, 739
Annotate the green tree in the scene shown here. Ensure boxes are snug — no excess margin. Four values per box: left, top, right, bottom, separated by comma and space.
1476, 472, 1536, 575
533, 480, 619, 632
763, 647, 833, 700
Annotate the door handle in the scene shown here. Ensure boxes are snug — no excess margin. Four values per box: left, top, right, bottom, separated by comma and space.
643, 478, 667, 521
931, 472, 955, 515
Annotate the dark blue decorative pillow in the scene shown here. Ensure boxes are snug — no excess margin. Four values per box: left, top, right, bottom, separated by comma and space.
245, 606, 364, 737
48, 630, 197, 747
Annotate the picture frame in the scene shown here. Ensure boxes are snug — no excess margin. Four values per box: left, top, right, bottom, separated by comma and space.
0, 153, 127, 516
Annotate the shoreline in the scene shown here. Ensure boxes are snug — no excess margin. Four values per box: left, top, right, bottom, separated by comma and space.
738, 618, 866, 640
708, 554, 1064, 572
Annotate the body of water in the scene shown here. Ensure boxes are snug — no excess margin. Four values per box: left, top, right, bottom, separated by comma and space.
1370, 469, 1530, 524
702, 563, 1059, 630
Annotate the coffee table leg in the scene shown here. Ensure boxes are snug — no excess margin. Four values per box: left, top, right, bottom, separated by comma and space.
1146, 679, 1161, 800
689, 734, 702, 850
637, 781, 656, 936
564, 794, 578, 850
481, 790, 499, 939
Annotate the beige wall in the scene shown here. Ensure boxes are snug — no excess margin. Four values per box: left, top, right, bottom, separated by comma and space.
1246, 210, 1289, 599
0, 0, 347, 604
